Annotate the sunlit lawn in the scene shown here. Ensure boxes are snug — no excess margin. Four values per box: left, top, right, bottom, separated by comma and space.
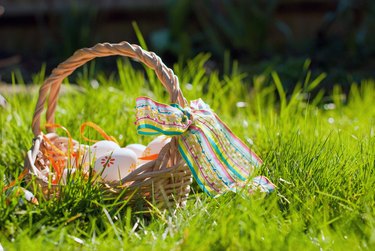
0, 55, 374, 250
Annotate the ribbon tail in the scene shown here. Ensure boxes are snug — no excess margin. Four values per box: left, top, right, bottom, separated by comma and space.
178, 125, 240, 197
178, 105, 271, 197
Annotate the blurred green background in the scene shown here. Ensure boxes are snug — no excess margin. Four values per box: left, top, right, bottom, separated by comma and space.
0, 0, 374, 93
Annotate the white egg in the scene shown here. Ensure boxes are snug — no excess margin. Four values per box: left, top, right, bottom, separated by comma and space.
83, 140, 120, 164
124, 144, 149, 167
124, 144, 146, 157
136, 136, 171, 167
143, 135, 171, 156
94, 148, 137, 182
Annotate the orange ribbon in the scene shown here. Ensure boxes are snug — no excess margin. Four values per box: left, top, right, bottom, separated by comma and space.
6, 121, 157, 192
80, 121, 119, 145
138, 153, 159, 161
3, 168, 29, 192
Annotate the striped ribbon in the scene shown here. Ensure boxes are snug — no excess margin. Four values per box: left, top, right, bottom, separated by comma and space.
135, 97, 274, 197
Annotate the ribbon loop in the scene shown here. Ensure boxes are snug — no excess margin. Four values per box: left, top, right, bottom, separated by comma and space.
135, 96, 274, 197
135, 97, 192, 136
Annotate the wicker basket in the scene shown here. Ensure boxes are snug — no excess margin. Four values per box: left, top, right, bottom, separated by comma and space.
23, 42, 193, 209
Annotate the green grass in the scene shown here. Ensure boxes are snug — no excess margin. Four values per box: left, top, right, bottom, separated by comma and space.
0, 55, 374, 250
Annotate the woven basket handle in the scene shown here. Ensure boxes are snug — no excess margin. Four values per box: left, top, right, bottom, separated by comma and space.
32, 42, 187, 137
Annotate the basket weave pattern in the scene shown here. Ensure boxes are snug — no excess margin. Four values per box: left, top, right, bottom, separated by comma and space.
24, 42, 193, 208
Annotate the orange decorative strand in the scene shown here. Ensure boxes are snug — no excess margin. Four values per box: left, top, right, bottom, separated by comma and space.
138, 154, 159, 161
80, 121, 119, 145
42, 135, 67, 156
47, 156, 64, 184
71, 151, 80, 168
3, 168, 29, 192
45, 123, 73, 154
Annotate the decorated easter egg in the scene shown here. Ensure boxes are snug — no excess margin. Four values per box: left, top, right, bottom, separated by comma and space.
136, 136, 171, 167
143, 135, 171, 156
124, 143, 148, 167
124, 144, 146, 157
94, 148, 137, 182
83, 140, 120, 163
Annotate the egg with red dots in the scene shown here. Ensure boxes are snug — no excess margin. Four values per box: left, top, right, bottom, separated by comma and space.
94, 148, 137, 182
83, 140, 120, 163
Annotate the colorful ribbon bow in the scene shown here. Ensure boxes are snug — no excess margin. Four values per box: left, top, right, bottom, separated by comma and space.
135, 97, 274, 197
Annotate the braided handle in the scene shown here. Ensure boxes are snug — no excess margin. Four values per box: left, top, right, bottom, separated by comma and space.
32, 41, 187, 136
